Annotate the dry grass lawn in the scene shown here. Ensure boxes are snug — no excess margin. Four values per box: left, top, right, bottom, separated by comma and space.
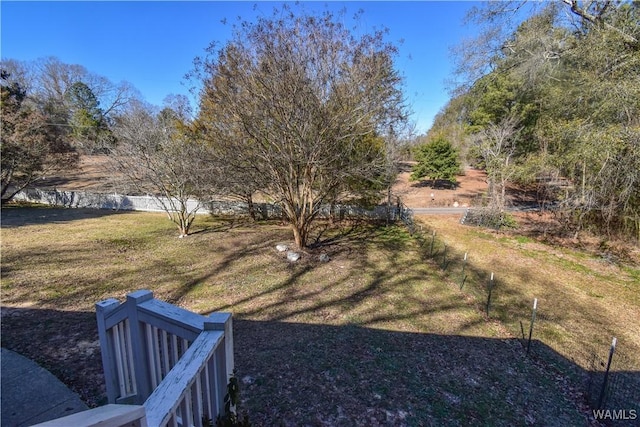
413, 215, 640, 368
1, 205, 638, 425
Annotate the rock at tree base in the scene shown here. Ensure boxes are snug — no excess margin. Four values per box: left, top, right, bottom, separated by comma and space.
287, 251, 301, 262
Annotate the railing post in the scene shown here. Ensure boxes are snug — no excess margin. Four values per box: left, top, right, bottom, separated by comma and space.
96, 298, 121, 404
206, 313, 234, 383
205, 313, 234, 416
127, 290, 155, 404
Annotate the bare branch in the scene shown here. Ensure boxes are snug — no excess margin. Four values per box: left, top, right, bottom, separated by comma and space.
562, 0, 638, 43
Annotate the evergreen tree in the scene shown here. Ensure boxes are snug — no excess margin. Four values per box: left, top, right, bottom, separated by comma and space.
410, 137, 461, 187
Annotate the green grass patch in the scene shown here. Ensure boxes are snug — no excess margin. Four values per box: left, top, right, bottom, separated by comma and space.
514, 235, 533, 244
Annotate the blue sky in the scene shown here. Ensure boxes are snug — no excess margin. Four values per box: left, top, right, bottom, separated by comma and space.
1, 1, 479, 134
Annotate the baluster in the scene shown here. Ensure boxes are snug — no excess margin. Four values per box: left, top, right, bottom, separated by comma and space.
207, 355, 220, 417
124, 318, 137, 395
169, 411, 179, 427
182, 338, 190, 358
171, 334, 179, 370
178, 393, 190, 427
201, 363, 213, 421
145, 323, 158, 389
161, 329, 170, 378
112, 323, 127, 398
117, 321, 132, 396
192, 374, 204, 427
152, 326, 162, 385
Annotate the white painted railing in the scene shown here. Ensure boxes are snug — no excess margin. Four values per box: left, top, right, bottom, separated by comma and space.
90, 290, 233, 427
143, 329, 226, 427
33, 404, 148, 427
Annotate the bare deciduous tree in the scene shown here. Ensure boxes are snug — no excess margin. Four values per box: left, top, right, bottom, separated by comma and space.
32, 57, 136, 118
111, 102, 216, 237
562, 0, 638, 44
195, 6, 408, 248
472, 114, 522, 212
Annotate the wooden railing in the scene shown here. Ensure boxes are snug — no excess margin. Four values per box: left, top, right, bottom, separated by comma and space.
33, 404, 148, 427
35, 290, 234, 427
143, 328, 227, 427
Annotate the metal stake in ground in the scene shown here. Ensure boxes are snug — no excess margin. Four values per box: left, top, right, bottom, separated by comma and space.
441, 243, 447, 270
597, 337, 617, 409
486, 272, 494, 317
459, 252, 468, 290
526, 298, 538, 355
429, 230, 436, 257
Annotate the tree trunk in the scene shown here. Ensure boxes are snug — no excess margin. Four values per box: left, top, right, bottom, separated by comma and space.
487, 178, 497, 209
178, 214, 190, 238
246, 193, 256, 221
329, 201, 336, 225
386, 187, 392, 225
292, 223, 308, 249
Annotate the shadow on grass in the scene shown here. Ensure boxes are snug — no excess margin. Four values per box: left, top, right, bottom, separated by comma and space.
189, 217, 287, 235
2, 212, 638, 425
419, 225, 640, 363
0, 307, 105, 408
233, 319, 640, 426
5, 305, 638, 426
309, 219, 414, 250
409, 220, 640, 423
0, 205, 129, 228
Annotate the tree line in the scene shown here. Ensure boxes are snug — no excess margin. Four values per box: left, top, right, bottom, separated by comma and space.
421, 0, 639, 241
1, 57, 135, 201
1, 5, 409, 247
4, 2, 637, 245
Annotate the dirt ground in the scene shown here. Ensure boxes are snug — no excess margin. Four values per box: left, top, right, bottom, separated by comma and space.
392, 162, 488, 208
39, 155, 119, 192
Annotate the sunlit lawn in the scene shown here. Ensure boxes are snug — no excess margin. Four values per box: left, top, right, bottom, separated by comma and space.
414, 215, 640, 370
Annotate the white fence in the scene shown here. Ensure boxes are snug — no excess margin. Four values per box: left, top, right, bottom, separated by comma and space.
13, 188, 203, 214
14, 187, 408, 221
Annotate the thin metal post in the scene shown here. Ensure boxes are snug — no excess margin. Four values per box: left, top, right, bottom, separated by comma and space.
459, 252, 468, 290
441, 244, 447, 269
430, 230, 436, 257
486, 272, 494, 317
526, 298, 538, 355
597, 337, 617, 409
